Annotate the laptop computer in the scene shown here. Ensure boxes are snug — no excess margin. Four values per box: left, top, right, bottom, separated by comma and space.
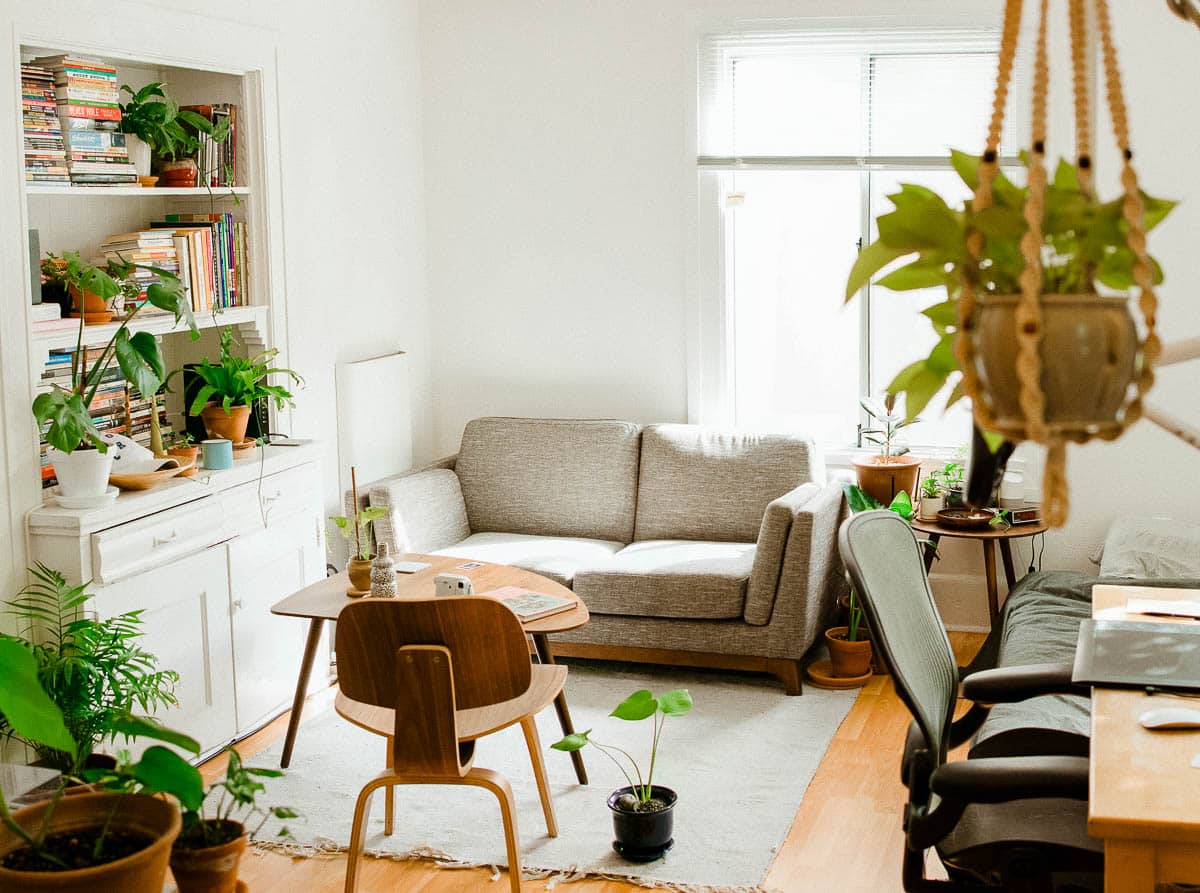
1073, 618, 1200, 690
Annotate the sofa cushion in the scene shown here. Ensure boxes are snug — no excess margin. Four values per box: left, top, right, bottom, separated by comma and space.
432, 532, 625, 588
455, 417, 642, 543
370, 468, 470, 554
633, 425, 822, 543
574, 539, 757, 620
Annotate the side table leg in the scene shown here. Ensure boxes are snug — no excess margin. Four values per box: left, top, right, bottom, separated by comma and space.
999, 539, 1018, 589
280, 618, 326, 769
982, 540, 1000, 626
531, 632, 588, 785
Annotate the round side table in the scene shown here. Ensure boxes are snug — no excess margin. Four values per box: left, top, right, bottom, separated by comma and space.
909, 516, 1049, 627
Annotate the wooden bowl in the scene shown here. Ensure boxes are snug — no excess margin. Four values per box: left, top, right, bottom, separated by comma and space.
138, 175, 159, 188
109, 459, 194, 491
935, 507, 996, 530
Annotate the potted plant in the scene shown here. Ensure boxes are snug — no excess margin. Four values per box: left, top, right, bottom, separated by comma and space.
826, 590, 873, 679
853, 394, 921, 506
169, 431, 200, 477
939, 460, 966, 508
32, 252, 195, 499
329, 505, 389, 594
0, 638, 203, 892
168, 748, 297, 893
918, 473, 945, 521
119, 82, 230, 185
180, 327, 301, 445
552, 688, 692, 863
0, 564, 182, 778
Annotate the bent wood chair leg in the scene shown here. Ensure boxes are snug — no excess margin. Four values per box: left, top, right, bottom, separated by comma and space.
384, 737, 395, 837
464, 767, 523, 893
520, 715, 558, 837
344, 774, 389, 893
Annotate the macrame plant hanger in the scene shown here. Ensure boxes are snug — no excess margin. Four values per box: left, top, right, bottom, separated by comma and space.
955, 0, 1159, 528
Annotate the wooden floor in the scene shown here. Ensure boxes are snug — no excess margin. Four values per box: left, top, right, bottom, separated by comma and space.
194, 632, 984, 893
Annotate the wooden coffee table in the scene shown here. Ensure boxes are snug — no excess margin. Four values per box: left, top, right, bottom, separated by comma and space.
270, 554, 591, 783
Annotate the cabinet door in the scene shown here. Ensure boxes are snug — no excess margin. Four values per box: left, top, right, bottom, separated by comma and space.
229, 510, 325, 734
93, 546, 237, 756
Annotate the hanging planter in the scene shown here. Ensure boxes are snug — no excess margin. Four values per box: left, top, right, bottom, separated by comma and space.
846, 0, 1176, 527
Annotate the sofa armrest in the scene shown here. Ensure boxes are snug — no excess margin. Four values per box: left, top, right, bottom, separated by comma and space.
367, 459, 469, 555
746, 482, 821, 625
745, 479, 847, 633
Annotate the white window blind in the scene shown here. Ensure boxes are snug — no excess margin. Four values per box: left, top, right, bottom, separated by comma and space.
698, 23, 1029, 163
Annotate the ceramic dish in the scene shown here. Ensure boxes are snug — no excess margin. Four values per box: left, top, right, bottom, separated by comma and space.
50, 485, 119, 509
109, 459, 194, 491
935, 507, 997, 530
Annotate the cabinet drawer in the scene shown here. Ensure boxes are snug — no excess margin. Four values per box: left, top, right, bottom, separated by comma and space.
91, 500, 227, 585
220, 463, 320, 536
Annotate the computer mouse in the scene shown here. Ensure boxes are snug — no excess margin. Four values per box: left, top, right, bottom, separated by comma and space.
1139, 707, 1200, 730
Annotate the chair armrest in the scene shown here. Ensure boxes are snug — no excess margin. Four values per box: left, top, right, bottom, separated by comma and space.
930, 755, 1090, 804
962, 663, 1091, 703
368, 464, 470, 555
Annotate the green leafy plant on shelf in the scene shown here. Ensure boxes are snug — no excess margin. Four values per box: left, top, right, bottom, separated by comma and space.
329, 506, 389, 562
119, 82, 230, 162
180, 327, 302, 418
552, 689, 693, 809
844, 150, 1177, 420
0, 564, 181, 776
32, 251, 196, 453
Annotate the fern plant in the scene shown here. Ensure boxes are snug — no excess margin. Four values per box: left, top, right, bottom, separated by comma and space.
179, 327, 302, 417
0, 564, 180, 774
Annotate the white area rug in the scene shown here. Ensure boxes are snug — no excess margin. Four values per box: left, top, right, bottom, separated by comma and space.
253, 660, 856, 891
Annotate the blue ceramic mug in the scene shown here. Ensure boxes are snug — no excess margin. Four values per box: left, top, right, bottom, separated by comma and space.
201, 438, 234, 470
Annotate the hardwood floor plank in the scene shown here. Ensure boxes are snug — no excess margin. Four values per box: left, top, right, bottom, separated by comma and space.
195, 635, 985, 892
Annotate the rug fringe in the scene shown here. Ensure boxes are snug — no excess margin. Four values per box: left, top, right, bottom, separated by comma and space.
250, 838, 782, 892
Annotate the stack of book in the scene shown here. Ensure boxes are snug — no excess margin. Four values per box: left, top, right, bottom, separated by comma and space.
31, 302, 78, 334
153, 213, 248, 309
30, 54, 137, 186
182, 103, 239, 187
99, 230, 180, 313
20, 64, 69, 185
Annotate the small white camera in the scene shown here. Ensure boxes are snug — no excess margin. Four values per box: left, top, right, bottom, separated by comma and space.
434, 573, 475, 597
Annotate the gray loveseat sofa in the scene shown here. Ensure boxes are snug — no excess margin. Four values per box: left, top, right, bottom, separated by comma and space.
366, 417, 847, 693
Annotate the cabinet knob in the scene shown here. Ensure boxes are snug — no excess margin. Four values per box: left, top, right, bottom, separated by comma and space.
232, 598, 244, 611
153, 531, 179, 547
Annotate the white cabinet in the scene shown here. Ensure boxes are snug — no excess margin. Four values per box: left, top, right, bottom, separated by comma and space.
93, 546, 238, 754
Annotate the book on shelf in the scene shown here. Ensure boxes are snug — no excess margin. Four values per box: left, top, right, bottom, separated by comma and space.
152, 214, 247, 309
481, 586, 575, 621
31, 54, 132, 184
180, 103, 238, 187
20, 64, 69, 185
30, 303, 61, 323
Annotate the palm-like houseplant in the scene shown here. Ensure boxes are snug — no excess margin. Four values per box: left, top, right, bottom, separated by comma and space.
32, 252, 195, 497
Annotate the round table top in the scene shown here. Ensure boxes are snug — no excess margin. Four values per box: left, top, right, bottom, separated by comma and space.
271, 552, 590, 634
909, 516, 1049, 540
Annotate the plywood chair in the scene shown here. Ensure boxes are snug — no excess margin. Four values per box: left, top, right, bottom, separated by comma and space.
335, 597, 566, 893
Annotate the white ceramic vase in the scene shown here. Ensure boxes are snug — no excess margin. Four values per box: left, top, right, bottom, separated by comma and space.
918, 494, 944, 522
50, 446, 114, 497
125, 134, 152, 178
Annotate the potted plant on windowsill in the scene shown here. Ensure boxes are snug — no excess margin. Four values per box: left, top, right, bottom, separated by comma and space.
177, 327, 301, 446
166, 748, 297, 893
32, 252, 195, 499
119, 82, 230, 185
853, 394, 922, 506
0, 564, 181, 779
552, 688, 692, 863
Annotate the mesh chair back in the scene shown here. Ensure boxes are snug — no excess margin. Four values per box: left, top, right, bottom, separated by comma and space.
336, 597, 532, 711
839, 511, 958, 764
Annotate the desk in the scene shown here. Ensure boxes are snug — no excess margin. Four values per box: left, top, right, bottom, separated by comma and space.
909, 517, 1048, 625
271, 554, 591, 783
1089, 583, 1200, 893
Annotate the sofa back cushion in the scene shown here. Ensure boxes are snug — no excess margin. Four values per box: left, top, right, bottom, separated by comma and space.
456, 417, 642, 542
634, 424, 822, 543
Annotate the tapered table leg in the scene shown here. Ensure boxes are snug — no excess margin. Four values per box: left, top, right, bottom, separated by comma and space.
923, 532, 942, 573
999, 539, 1018, 589
531, 632, 587, 785
280, 617, 326, 768
982, 540, 1000, 626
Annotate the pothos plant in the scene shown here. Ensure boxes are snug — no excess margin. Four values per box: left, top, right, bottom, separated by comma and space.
844, 150, 1176, 421
119, 82, 230, 162
32, 251, 196, 453
328, 506, 389, 562
553, 689, 693, 810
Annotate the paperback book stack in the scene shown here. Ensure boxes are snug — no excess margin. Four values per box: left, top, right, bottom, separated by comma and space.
20, 64, 69, 185
99, 230, 180, 313
153, 213, 248, 309
30, 54, 137, 186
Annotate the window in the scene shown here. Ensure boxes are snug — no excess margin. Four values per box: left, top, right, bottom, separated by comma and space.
696, 23, 1028, 449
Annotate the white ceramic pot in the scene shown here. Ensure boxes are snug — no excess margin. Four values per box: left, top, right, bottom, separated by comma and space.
50, 446, 114, 497
126, 133, 152, 178
918, 494, 944, 522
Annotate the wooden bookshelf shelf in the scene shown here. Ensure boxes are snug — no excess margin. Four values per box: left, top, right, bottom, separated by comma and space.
32, 304, 267, 352
26, 185, 251, 197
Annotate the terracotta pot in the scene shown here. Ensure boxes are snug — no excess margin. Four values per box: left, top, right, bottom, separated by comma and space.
169, 445, 201, 477
852, 454, 922, 506
68, 286, 114, 325
169, 821, 246, 893
200, 403, 251, 444
972, 293, 1137, 437
159, 158, 198, 187
0, 792, 180, 892
825, 626, 873, 678
347, 557, 374, 595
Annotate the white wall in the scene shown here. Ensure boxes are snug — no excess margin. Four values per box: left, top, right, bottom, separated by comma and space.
0, 0, 432, 596
420, 0, 1200, 628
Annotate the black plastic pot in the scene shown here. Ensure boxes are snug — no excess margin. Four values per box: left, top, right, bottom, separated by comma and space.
967, 423, 1016, 510
608, 785, 677, 862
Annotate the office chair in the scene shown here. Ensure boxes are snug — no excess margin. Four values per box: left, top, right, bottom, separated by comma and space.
839, 510, 1102, 893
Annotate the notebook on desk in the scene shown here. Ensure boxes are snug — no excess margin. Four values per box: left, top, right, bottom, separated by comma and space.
1073, 618, 1200, 690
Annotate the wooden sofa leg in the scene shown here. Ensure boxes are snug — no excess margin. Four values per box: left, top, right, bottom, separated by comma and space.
768, 658, 803, 696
